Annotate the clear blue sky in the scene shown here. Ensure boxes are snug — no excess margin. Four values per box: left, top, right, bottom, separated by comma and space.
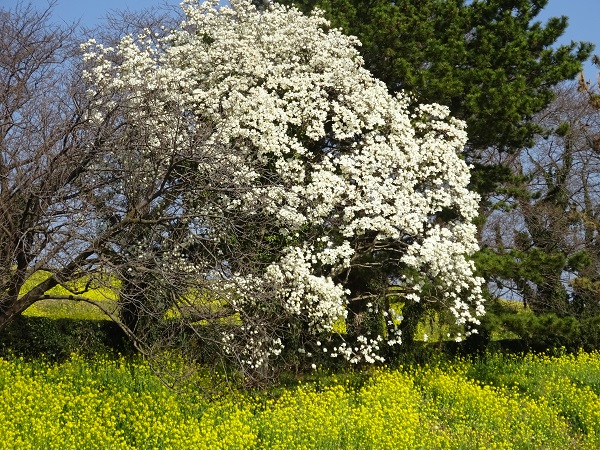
49, 0, 182, 24
8, 0, 600, 79
537, 0, 600, 80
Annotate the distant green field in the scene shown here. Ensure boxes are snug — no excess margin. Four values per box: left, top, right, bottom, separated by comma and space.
20, 271, 117, 321
414, 300, 524, 343
19, 275, 523, 342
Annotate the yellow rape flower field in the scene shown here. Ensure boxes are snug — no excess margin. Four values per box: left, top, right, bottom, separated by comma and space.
1, 352, 600, 449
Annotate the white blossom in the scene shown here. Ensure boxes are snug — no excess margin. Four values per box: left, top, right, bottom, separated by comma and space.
82, 0, 484, 370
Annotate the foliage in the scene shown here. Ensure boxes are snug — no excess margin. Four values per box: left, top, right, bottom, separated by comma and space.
474, 299, 600, 353
480, 79, 600, 317
0, 316, 130, 360
277, 0, 592, 155
276, 0, 594, 342
3, 352, 600, 448
80, 0, 484, 375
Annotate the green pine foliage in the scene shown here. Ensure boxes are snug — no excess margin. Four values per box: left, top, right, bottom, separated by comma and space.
279, 0, 592, 154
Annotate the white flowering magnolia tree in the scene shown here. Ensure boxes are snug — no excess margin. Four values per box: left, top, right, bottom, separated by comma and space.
82, 0, 484, 375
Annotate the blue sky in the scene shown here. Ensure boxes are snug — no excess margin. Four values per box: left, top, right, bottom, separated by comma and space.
8, 0, 600, 79
537, 1, 600, 80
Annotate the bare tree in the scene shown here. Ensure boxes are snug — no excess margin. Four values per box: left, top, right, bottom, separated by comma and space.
0, 1, 99, 327
481, 78, 600, 316
0, 2, 187, 346
0, 2, 261, 377
0, 5, 250, 373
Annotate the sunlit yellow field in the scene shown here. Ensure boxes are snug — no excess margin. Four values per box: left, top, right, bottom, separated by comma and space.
20, 271, 116, 321
0, 351, 599, 449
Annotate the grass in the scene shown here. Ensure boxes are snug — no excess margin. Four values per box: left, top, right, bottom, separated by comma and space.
18, 272, 524, 344
23, 299, 115, 321
1, 351, 600, 448
414, 307, 521, 343
21, 271, 117, 321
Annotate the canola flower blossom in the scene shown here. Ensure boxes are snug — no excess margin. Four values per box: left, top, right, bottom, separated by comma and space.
81, 0, 484, 368
2, 352, 600, 449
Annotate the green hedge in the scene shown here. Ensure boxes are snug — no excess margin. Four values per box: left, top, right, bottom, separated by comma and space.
0, 316, 132, 360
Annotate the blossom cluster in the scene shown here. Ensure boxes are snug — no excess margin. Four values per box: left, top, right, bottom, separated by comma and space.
82, 0, 484, 369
